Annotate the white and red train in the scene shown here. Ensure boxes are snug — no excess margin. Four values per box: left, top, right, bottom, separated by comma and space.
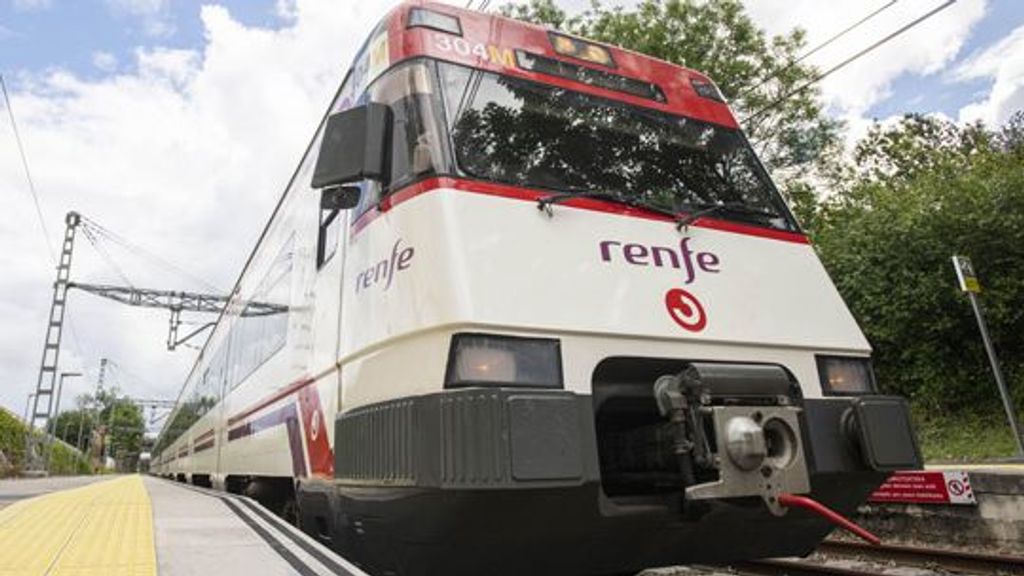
153, 2, 921, 574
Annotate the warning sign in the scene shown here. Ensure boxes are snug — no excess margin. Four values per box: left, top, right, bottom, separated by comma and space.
869, 470, 976, 505
952, 255, 982, 293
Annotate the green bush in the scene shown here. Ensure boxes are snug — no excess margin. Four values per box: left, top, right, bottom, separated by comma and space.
0, 408, 92, 477
0, 409, 27, 476
49, 442, 92, 475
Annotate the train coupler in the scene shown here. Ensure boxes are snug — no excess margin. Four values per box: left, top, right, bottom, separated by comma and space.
653, 363, 811, 516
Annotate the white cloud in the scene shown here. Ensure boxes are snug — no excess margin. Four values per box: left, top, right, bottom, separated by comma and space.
92, 51, 119, 72
12, 0, 51, 12
955, 24, 1024, 125
0, 0, 397, 414
105, 0, 176, 38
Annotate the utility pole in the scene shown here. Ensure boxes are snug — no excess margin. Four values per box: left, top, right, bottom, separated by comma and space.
22, 392, 35, 426
45, 371, 81, 472
49, 372, 81, 436
952, 255, 1024, 457
25, 212, 81, 475
77, 358, 106, 452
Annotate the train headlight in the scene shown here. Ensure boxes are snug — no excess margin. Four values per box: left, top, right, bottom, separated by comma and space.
445, 334, 563, 389
816, 356, 877, 395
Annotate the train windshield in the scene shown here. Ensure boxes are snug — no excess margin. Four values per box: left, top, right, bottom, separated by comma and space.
436, 61, 795, 231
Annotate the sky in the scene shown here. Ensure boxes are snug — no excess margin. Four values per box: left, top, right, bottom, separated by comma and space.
1, 0, 1022, 427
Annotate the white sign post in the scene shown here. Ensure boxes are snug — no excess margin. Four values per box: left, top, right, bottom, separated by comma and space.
952, 255, 1024, 457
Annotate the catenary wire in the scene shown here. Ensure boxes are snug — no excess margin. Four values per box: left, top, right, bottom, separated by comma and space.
1, 73, 56, 261
81, 223, 136, 288
741, 0, 957, 125
80, 215, 224, 293
736, 0, 899, 101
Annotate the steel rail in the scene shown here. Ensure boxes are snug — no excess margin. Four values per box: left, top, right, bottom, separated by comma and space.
733, 559, 886, 576
817, 539, 1024, 575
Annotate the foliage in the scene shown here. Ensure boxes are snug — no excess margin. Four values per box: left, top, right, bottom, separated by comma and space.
815, 113, 1024, 423
501, 0, 845, 209
95, 391, 145, 470
46, 388, 146, 471
0, 409, 26, 476
52, 409, 95, 450
0, 408, 91, 477
49, 441, 92, 475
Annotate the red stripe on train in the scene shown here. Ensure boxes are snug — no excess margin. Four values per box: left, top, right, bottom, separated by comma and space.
227, 376, 314, 426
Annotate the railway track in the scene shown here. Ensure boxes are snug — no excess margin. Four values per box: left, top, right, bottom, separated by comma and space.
730, 539, 1024, 576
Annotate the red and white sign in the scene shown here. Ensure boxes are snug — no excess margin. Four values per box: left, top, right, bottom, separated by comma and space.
869, 470, 976, 505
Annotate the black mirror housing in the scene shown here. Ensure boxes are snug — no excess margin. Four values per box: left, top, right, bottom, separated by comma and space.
321, 185, 361, 211
312, 103, 391, 189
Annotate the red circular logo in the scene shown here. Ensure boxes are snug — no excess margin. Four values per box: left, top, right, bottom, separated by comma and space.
664, 288, 707, 332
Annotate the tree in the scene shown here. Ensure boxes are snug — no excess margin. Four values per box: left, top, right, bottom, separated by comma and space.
501, 0, 844, 220
68, 387, 146, 470
815, 115, 1024, 415
105, 400, 144, 469
52, 409, 95, 450
851, 114, 992, 188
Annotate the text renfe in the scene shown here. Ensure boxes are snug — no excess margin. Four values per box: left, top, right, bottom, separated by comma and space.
600, 238, 720, 284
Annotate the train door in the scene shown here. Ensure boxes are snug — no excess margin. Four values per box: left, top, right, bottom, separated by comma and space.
310, 194, 347, 423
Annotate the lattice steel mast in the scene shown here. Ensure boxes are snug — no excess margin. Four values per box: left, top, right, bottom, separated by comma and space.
25, 212, 81, 473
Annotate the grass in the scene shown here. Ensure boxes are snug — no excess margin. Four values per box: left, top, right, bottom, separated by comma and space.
913, 408, 1021, 462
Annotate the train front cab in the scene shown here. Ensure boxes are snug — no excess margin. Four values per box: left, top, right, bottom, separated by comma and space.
297, 4, 924, 574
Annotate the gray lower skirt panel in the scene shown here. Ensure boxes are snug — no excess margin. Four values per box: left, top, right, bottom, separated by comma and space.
334, 388, 601, 489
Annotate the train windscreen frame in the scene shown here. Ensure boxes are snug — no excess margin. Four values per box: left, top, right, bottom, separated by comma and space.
434, 60, 796, 232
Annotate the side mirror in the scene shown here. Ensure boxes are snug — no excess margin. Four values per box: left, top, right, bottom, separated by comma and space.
321, 185, 361, 211
312, 102, 391, 189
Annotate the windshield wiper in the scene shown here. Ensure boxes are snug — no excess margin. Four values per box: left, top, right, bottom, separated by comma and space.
675, 201, 780, 231
537, 189, 680, 221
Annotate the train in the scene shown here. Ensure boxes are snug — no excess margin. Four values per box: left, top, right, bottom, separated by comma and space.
152, 2, 923, 574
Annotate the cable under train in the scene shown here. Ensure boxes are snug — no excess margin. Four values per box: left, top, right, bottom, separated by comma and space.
153, 2, 922, 574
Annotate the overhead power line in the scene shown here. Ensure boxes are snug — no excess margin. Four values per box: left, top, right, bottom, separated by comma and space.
1, 73, 55, 261
737, 0, 899, 101
80, 216, 223, 293
742, 0, 957, 126
81, 224, 135, 288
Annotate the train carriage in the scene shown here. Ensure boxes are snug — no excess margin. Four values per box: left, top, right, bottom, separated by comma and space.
154, 2, 922, 574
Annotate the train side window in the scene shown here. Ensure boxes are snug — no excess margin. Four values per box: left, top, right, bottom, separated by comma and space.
317, 200, 340, 268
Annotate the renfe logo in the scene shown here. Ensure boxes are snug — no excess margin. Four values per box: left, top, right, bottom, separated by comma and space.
665, 288, 706, 332
599, 238, 718, 332
599, 238, 720, 284
356, 239, 414, 292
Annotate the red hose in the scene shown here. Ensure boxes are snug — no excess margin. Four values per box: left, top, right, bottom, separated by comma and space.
778, 493, 882, 546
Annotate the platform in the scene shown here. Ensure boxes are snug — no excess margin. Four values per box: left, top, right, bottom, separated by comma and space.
858, 462, 1024, 553
0, 475, 369, 576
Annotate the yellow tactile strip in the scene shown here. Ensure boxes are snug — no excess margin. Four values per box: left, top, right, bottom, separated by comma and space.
0, 475, 156, 576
